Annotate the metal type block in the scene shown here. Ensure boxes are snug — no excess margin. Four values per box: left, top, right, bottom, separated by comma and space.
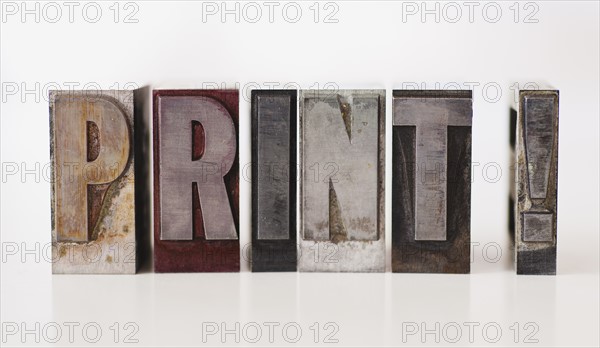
392, 90, 472, 274
153, 90, 239, 272
510, 89, 559, 275
251, 90, 297, 272
50, 90, 137, 274
299, 89, 385, 272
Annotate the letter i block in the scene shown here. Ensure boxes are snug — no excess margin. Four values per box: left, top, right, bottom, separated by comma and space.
153, 90, 239, 272
510, 89, 559, 275
299, 90, 386, 272
251, 90, 297, 272
391, 90, 472, 273
50, 90, 137, 274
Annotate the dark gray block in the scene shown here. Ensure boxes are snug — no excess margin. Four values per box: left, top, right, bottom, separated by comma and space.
510, 89, 559, 275
251, 90, 297, 272
392, 90, 472, 274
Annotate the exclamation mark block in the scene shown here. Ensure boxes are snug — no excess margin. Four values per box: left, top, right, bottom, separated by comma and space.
513, 89, 559, 275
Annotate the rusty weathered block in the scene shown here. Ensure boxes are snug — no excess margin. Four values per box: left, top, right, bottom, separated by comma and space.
251, 90, 297, 272
50, 90, 137, 274
299, 90, 385, 272
392, 90, 472, 274
153, 90, 239, 272
510, 89, 559, 275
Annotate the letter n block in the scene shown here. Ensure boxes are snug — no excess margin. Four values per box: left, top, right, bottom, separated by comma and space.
299, 90, 386, 272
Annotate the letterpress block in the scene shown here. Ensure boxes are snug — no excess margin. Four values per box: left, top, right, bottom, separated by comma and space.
510, 89, 559, 275
50, 90, 137, 274
299, 90, 385, 272
153, 90, 239, 272
251, 90, 297, 272
392, 90, 472, 273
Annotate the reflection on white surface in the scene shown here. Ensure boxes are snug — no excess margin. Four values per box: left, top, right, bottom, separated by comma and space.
1, 239, 597, 347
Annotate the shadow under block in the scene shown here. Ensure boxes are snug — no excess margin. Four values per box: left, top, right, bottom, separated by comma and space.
153, 90, 240, 272
251, 90, 297, 272
391, 90, 472, 274
50, 90, 137, 274
299, 90, 385, 272
510, 90, 559, 275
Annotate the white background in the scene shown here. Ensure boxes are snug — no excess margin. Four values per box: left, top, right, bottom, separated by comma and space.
1, 0, 599, 346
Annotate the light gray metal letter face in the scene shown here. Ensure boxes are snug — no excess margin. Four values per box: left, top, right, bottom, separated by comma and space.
393, 97, 472, 241
257, 95, 291, 240
299, 90, 385, 273
159, 96, 238, 241
302, 93, 380, 242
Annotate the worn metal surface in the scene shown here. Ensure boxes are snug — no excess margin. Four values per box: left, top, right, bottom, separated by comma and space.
159, 96, 237, 241
394, 92, 472, 241
153, 90, 240, 273
251, 90, 297, 272
392, 90, 472, 274
299, 90, 385, 272
50, 90, 136, 274
522, 213, 553, 242
510, 90, 559, 275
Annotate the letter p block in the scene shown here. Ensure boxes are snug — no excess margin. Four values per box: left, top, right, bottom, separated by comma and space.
50, 90, 137, 274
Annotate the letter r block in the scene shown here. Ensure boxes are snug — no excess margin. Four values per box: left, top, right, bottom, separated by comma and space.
153, 90, 240, 273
